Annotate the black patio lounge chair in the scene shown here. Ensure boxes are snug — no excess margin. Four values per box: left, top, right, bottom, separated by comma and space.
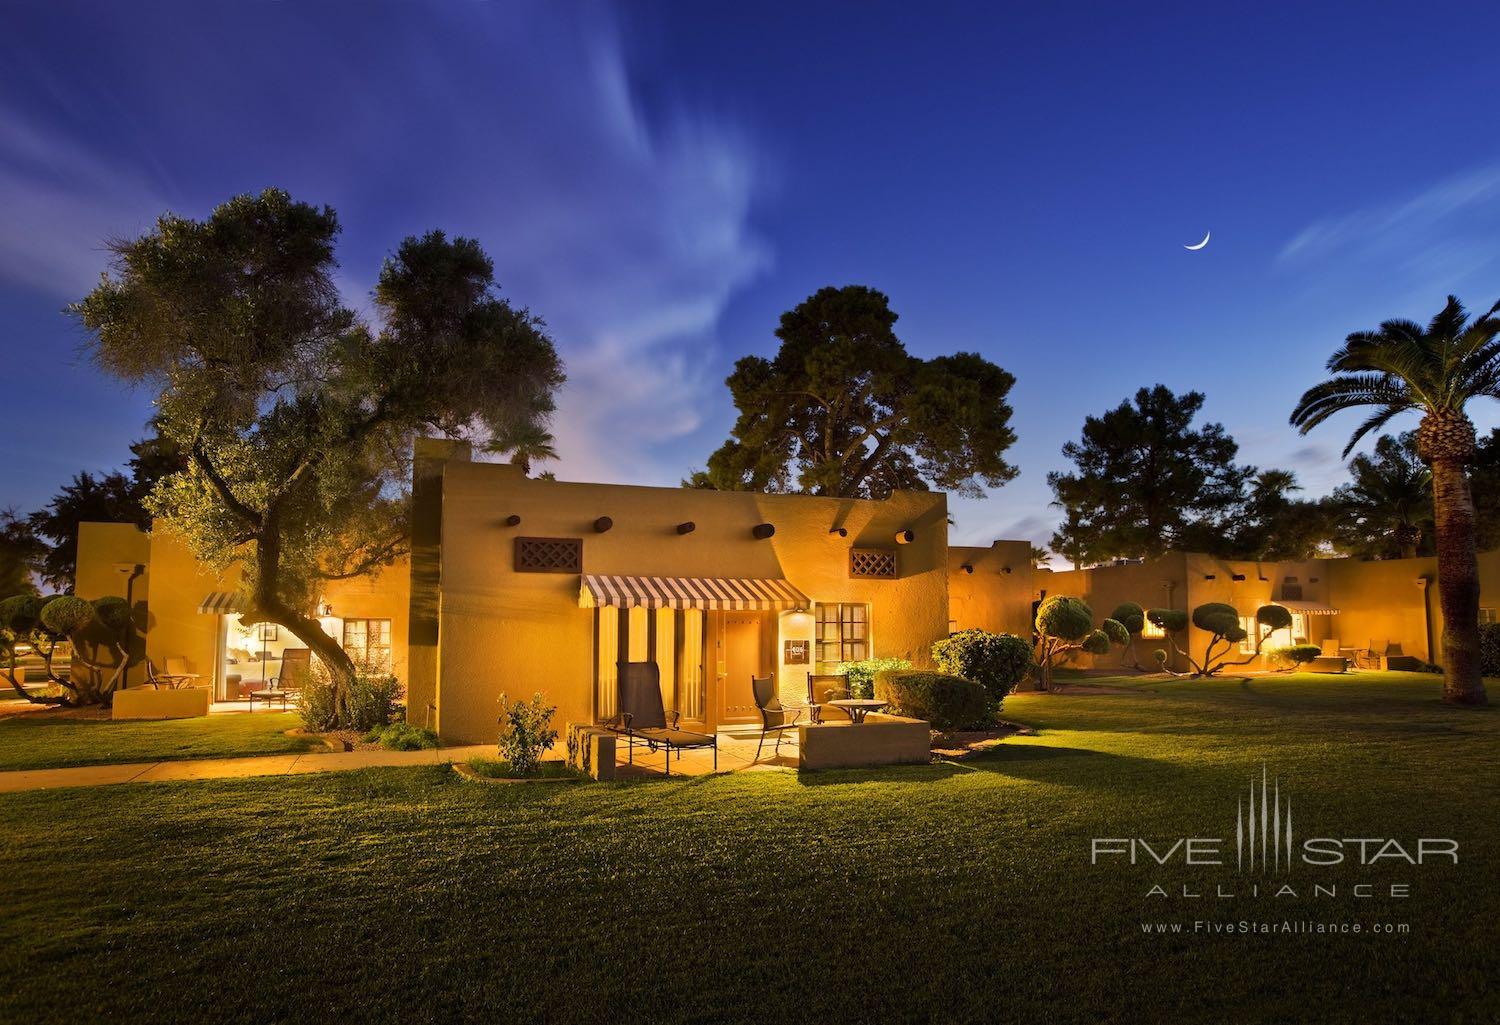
605, 661, 716, 776
751, 674, 803, 762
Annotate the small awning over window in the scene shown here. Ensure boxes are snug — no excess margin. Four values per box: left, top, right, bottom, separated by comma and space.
1273, 599, 1339, 615
197, 591, 248, 615
579, 575, 810, 611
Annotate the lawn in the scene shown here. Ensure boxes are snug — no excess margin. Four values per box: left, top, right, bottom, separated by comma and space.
2, 672, 1496, 1023
0, 711, 316, 771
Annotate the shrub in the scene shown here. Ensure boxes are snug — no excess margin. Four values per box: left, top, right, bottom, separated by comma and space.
1147, 608, 1188, 634
1270, 644, 1321, 669
498, 692, 558, 776
931, 630, 1033, 701
1110, 602, 1145, 635
0, 594, 43, 640
1036, 596, 1093, 642
875, 669, 991, 732
1481, 622, 1500, 678
365, 722, 438, 750
39, 595, 96, 637
347, 674, 403, 733
833, 656, 913, 699
1191, 602, 1243, 639
90, 596, 132, 632
297, 669, 339, 732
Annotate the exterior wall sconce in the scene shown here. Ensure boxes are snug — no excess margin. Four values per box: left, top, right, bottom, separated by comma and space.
1203, 574, 1216, 580
895, 529, 915, 545
319, 602, 334, 617
960, 563, 974, 574
593, 516, 613, 533
829, 527, 848, 537
676, 521, 696, 535
504, 514, 521, 527
1231, 573, 1246, 581
1001, 566, 1013, 574
752, 523, 776, 540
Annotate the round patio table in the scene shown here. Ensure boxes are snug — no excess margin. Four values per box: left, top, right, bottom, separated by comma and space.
826, 699, 889, 724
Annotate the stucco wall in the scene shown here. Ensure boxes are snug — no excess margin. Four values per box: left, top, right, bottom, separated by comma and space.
74, 522, 152, 687
947, 542, 1036, 637
429, 457, 951, 744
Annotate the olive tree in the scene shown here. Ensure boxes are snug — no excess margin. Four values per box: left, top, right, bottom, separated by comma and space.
71, 190, 564, 726
1149, 603, 1293, 678
1034, 596, 1109, 691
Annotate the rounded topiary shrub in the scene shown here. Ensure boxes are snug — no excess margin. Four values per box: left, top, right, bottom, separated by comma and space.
931, 629, 1034, 701
1480, 623, 1500, 678
91, 596, 132, 632
1147, 608, 1188, 634
1110, 602, 1145, 635
1100, 618, 1129, 646
874, 670, 991, 732
39, 595, 96, 637
1270, 644, 1321, 669
1035, 595, 1093, 641
0, 594, 44, 635
1192, 602, 1241, 637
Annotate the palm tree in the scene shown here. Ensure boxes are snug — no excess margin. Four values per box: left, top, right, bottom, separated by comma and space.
1336, 433, 1432, 559
484, 423, 557, 476
1291, 295, 1500, 705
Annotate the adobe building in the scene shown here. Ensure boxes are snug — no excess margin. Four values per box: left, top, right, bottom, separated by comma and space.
72, 438, 1500, 743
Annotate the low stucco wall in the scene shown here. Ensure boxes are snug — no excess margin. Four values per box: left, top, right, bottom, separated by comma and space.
797, 714, 931, 770
112, 686, 210, 720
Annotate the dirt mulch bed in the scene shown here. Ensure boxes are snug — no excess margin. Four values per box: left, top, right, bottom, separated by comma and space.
308, 728, 381, 753
931, 720, 1037, 759
0, 701, 110, 721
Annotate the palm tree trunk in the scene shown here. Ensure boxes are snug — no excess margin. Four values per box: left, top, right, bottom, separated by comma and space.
1430, 458, 1487, 704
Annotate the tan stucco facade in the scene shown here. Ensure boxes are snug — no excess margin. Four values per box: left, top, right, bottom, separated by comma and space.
421, 446, 951, 743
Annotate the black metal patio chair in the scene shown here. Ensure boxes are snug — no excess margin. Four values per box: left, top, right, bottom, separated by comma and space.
750, 674, 803, 762
604, 661, 716, 776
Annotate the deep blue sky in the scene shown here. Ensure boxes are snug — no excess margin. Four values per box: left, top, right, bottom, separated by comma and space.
4, 1, 1499, 554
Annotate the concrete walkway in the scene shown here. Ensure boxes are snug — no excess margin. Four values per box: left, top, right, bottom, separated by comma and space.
0, 743, 495, 794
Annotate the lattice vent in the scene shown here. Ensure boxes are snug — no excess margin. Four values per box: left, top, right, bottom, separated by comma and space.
515, 537, 582, 573
849, 548, 897, 579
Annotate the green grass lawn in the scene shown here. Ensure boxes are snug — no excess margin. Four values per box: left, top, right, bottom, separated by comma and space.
0, 711, 316, 771
2, 672, 1497, 1023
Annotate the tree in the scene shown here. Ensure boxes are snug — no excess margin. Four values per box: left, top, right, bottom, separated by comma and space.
0, 594, 132, 706
1291, 295, 1500, 705
1033, 595, 1109, 691
1328, 433, 1432, 559
0, 510, 42, 596
1110, 601, 1146, 669
687, 285, 1018, 499
27, 430, 183, 591
71, 189, 564, 723
484, 422, 557, 476
1192, 469, 1336, 561
1465, 428, 1500, 552
1048, 385, 1253, 562
1148, 603, 1292, 678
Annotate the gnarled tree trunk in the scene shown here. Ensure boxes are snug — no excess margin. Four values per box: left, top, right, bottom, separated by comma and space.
1429, 457, 1486, 704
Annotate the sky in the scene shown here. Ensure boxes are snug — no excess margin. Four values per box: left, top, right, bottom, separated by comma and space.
3, 0, 1500, 556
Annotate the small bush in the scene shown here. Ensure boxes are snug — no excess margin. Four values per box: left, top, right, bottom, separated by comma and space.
39, 595, 95, 637
1270, 644, 1321, 669
833, 656, 913, 699
1035, 595, 1093, 642
875, 670, 991, 732
1147, 608, 1188, 634
297, 671, 338, 732
498, 692, 558, 776
365, 722, 438, 750
931, 630, 1033, 702
348, 674, 403, 733
1481, 623, 1500, 678
90, 596, 132, 632
1110, 602, 1145, 635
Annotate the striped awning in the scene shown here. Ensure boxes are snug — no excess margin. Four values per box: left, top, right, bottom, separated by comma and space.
579, 575, 810, 611
197, 591, 248, 615
1274, 600, 1339, 615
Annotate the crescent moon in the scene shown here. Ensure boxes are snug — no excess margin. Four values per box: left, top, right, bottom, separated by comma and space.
1184, 231, 1211, 251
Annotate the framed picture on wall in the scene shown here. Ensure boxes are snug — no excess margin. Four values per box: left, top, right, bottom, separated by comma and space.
256, 623, 279, 641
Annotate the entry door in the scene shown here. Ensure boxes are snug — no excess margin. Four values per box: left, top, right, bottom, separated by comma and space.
718, 613, 764, 725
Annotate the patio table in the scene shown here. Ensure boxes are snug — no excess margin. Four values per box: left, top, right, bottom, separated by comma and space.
826, 699, 889, 724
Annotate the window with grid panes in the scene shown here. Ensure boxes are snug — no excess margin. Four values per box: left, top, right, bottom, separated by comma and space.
816, 603, 868, 665
342, 618, 393, 672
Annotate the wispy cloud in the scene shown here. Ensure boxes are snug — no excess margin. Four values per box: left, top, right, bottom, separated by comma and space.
0, 1, 770, 488
1279, 163, 1500, 276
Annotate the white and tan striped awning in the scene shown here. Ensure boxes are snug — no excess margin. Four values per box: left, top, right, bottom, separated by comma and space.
579, 575, 810, 611
1274, 600, 1339, 615
197, 591, 248, 615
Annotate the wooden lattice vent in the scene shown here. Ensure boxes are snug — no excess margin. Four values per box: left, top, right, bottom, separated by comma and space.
849, 548, 897, 579
514, 537, 582, 573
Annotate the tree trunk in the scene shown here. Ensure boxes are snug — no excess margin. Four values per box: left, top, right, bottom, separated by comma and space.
1430, 458, 1487, 705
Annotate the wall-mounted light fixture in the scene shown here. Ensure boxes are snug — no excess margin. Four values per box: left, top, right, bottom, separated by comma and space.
593, 516, 613, 533
1001, 566, 1013, 575
960, 563, 974, 574
319, 601, 334, 617
895, 529, 915, 545
1203, 574, 1216, 580
752, 523, 776, 540
676, 521, 696, 535
504, 514, 522, 527
828, 526, 848, 537
1231, 573, 1246, 581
